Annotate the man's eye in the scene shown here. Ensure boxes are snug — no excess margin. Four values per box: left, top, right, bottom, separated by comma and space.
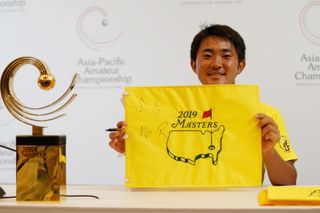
223, 55, 231, 58
203, 54, 211, 58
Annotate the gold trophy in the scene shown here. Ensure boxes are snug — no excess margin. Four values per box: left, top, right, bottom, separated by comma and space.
0, 56, 78, 201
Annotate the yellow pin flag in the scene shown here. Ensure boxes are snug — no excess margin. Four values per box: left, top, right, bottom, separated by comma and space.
258, 186, 320, 205
124, 85, 262, 188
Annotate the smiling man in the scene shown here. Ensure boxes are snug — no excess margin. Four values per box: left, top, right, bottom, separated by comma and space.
190, 30, 245, 84
109, 24, 297, 186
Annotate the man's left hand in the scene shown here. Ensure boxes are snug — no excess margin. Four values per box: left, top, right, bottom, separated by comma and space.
256, 113, 280, 154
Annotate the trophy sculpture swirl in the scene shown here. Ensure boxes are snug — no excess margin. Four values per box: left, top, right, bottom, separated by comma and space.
0, 56, 78, 201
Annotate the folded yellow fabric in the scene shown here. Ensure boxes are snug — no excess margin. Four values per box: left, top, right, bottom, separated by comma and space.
258, 186, 320, 205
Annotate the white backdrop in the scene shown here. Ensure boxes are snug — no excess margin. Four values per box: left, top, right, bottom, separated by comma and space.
0, 0, 320, 185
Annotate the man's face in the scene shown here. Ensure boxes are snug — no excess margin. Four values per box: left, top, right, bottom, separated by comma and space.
191, 36, 245, 84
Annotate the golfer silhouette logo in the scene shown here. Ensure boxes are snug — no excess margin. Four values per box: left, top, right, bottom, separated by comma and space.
279, 136, 290, 152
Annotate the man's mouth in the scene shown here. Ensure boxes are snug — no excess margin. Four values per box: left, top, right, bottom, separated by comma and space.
207, 72, 225, 77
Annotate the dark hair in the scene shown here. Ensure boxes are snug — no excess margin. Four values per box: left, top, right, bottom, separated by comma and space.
190, 24, 246, 62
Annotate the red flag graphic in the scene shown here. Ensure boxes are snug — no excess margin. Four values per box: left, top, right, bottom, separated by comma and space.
202, 108, 212, 119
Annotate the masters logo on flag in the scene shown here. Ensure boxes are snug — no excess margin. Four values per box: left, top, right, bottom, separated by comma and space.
124, 85, 262, 188
167, 108, 225, 166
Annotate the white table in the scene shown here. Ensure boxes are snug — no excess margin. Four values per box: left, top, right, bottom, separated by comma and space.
1, 185, 320, 213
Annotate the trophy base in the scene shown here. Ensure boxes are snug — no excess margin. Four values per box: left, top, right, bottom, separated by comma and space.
16, 135, 66, 201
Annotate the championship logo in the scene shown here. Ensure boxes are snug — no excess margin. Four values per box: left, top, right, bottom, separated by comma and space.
166, 108, 225, 165
299, 1, 320, 46
77, 6, 124, 51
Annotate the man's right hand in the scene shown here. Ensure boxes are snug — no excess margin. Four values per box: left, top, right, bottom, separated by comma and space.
108, 121, 127, 153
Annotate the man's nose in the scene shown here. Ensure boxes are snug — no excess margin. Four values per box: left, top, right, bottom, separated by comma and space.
209, 56, 222, 68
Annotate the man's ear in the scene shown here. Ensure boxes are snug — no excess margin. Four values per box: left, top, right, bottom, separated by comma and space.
190, 60, 197, 74
236, 60, 246, 75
